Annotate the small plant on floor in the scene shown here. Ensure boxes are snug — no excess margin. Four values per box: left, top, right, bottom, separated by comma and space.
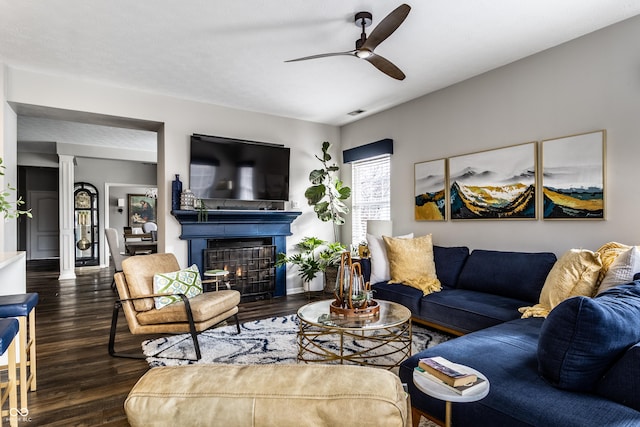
276, 237, 346, 289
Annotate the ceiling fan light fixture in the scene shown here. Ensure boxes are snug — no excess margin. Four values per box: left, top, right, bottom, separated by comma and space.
356, 49, 372, 59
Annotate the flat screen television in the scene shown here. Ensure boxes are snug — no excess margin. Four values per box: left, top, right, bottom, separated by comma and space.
189, 134, 290, 202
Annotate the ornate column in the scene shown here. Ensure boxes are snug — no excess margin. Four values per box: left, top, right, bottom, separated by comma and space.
58, 154, 76, 280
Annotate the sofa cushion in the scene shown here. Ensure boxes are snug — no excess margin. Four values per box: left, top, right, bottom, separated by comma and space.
520, 249, 602, 318
456, 250, 557, 302
367, 232, 413, 284
433, 246, 469, 288
401, 318, 640, 427
383, 234, 441, 295
537, 283, 640, 391
419, 289, 529, 334
372, 281, 424, 314
596, 342, 640, 411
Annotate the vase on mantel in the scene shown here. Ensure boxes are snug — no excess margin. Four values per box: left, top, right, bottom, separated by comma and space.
172, 174, 182, 211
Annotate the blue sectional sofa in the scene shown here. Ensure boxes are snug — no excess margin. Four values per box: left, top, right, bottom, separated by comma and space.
371, 246, 557, 334
400, 284, 640, 426
367, 246, 640, 425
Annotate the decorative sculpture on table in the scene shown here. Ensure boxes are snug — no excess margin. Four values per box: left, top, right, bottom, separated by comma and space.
330, 252, 379, 318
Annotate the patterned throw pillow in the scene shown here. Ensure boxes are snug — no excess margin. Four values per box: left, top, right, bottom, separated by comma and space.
153, 264, 203, 309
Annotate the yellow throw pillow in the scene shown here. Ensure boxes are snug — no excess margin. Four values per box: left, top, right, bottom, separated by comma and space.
383, 234, 441, 296
519, 249, 602, 318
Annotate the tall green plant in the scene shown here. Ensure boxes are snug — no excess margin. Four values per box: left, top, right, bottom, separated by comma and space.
0, 158, 32, 219
304, 141, 351, 241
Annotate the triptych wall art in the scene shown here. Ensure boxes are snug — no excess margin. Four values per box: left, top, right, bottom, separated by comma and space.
414, 130, 605, 221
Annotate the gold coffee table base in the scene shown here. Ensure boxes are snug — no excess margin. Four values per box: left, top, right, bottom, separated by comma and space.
297, 299, 412, 369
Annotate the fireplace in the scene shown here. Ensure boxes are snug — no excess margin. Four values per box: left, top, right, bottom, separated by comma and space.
172, 209, 301, 297
204, 238, 276, 300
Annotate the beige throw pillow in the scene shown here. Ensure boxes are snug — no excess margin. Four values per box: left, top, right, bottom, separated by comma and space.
596, 246, 640, 295
596, 241, 632, 286
382, 234, 441, 296
519, 249, 602, 318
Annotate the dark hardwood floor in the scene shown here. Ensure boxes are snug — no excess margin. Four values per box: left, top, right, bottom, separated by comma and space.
24, 260, 314, 426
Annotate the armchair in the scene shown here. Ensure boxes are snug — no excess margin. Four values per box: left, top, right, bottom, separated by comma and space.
109, 253, 241, 360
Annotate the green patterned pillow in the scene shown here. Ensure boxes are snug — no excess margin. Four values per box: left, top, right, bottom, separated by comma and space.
153, 264, 203, 309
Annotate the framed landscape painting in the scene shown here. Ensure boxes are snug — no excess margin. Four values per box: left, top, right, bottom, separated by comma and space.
448, 142, 537, 220
128, 194, 157, 227
541, 130, 605, 220
414, 159, 447, 221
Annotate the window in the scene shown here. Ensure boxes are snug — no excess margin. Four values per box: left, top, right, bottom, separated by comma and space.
351, 155, 391, 245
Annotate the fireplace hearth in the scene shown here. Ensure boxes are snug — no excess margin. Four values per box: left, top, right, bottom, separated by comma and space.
204, 238, 276, 301
173, 209, 301, 297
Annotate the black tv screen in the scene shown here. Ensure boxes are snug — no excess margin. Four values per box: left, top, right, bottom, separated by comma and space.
190, 134, 290, 202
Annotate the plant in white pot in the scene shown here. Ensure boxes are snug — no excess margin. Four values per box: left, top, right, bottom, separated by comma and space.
278, 141, 351, 294
275, 237, 346, 293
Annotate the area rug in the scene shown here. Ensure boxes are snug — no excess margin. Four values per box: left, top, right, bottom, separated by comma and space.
142, 314, 451, 367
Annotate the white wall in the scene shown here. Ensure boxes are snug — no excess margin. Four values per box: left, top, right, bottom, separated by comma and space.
341, 15, 640, 256
0, 65, 18, 251
2, 67, 339, 293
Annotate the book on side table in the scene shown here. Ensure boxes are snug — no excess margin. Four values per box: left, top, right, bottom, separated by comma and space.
415, 356, 486, 395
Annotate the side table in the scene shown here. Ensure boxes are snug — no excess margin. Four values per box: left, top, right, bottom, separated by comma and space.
412, 364, 489, 427
203, 270, 230, 292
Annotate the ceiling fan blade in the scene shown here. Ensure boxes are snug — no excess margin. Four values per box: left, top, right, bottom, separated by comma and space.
365, 54, 406, 80
362, 4, 411, 52
285, 51, 355, 62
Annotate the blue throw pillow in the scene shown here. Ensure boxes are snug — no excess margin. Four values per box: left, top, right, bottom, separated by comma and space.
537, 283, 640, 391
433, 246, 469, 289
457, 250, 557, 302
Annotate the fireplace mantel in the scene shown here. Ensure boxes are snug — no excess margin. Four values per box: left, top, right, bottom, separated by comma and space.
172, 210, 301, 297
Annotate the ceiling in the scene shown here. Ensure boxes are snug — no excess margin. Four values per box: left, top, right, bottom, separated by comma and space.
2, 1, 640, 127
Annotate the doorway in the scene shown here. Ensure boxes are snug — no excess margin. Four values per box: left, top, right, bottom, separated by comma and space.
18, 166, 59, 260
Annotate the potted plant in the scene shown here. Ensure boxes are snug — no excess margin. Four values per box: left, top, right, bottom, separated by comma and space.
278, 141, 352, 294
0, 158, 31, 219
305, 141, 352, 292
275, 237, 346, 293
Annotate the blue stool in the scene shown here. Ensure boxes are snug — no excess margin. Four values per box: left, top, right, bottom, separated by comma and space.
0, 318, 19, 427
0, 294, 38, 414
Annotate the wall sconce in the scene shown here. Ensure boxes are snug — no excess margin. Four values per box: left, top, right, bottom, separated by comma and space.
117, 198, 125, 214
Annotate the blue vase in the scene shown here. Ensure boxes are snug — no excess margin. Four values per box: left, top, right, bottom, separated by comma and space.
172, 174, 182, 211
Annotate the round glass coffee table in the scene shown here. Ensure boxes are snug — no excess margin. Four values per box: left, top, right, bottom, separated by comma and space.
296, 299, 412, 369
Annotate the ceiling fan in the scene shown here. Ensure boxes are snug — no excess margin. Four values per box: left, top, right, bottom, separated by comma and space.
285, 4, 411, 80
